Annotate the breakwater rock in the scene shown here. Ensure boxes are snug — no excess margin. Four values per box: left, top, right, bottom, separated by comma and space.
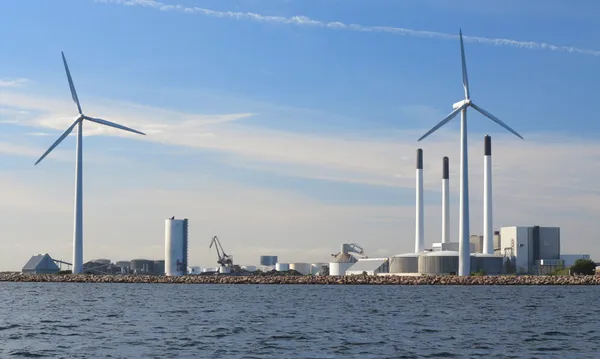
1, 273, 599, 285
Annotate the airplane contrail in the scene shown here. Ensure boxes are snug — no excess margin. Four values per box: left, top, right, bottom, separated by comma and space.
97, 0, 600, 57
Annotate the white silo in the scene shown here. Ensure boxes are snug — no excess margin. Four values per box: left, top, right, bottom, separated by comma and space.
289, 263, 311, 275
165, 217, 189, 276
276, 263, 289, 272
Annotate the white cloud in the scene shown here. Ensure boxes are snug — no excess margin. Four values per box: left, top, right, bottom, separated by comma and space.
0, 78, 28, 87
97, 0, 600, 56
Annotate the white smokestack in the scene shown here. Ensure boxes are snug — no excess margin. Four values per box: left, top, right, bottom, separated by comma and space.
442, 156, 450, 244
483, 135, 493, 255
415, 148, 424, 253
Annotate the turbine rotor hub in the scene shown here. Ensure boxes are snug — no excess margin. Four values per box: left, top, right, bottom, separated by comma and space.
452, 99, 472, 109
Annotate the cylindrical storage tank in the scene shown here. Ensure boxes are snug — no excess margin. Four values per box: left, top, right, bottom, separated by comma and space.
329, 262, 354, 276
289, 263, 310, 275
418, 251, 459, 275
242, 265, 257, 272
219, 266, 231, 274
203, 267, 218, 273
389, 253, 419, 273
260, 256, 278, 266
275, 263, 289, 272
165, 218, 189, 276
471, 253, 503, 275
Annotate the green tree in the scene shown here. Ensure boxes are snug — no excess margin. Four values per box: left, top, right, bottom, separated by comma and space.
570, 259, 596, 275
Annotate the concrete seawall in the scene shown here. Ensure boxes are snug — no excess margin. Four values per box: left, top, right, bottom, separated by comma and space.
1, 273, 599, 285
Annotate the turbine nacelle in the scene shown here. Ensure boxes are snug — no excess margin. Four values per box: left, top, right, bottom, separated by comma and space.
452, 99, 471, 109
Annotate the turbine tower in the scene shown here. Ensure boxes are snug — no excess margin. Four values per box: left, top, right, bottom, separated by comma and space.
417, 30, 523, 276
35, 51, 146, 274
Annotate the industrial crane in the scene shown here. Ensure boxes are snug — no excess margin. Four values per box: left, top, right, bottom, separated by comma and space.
209, 236, 234, 267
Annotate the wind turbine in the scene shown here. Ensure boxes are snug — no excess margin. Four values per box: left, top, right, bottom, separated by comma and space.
417, 30, 523, 276
35, 51, 145, 274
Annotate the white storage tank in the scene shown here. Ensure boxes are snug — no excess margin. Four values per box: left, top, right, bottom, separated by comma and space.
289, 262, 310, 275
242, 265, 257, 272
275, 263, 289, 272
165, 217, 189, 276
219, 266, 231, 274
329, 262, 354, 276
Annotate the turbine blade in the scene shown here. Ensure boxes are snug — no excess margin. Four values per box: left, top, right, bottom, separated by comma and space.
471, 103, 524, 140
459, 29, 470, 100
83, 116, 146, 136
35, 116, 82, 165
417, 104, 466, 142
62, 51, 83, 114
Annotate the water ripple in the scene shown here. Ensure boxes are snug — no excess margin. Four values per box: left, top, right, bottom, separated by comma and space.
1, 283, 599, 358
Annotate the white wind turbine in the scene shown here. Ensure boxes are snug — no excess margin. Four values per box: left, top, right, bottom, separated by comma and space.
35, 51, 145, 274
417, 30, 523, 276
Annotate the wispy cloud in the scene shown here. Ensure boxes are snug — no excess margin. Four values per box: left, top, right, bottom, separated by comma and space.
3, 86, 600, 214
96, 0, 600, 57
0, 78, 28, 87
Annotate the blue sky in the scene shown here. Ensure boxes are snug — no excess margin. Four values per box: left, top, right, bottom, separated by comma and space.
1, 0, 600, 270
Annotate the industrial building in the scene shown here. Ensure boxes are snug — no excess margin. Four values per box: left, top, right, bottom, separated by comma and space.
165, 217, 189, 276
130, 259, 156, 274
500, 226, 560, 274
22, 254, 60, 274
260, 256, 278, 266
346, 258, 389, 276
83, 260, 122, 274
329, 243, 365, 276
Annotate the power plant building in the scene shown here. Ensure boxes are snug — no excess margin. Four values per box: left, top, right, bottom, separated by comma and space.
165, 217, 189, 276
500, 226, 560, 274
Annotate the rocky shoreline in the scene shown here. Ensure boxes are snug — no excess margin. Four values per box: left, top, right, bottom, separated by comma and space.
1, 273, 599, 285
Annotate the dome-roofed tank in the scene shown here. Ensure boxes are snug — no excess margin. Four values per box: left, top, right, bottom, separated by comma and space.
389, 253, 419, 273
418, 251, 459, 275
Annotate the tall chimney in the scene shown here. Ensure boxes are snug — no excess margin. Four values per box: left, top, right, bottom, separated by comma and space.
483, 135, 493, 255
442, 156, 450, 244
415, 148, 424, 253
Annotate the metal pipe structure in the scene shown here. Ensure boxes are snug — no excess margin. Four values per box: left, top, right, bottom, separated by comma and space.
442, 156, 450, 244
483, 135, 493, 255
415, 149, 424, 253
